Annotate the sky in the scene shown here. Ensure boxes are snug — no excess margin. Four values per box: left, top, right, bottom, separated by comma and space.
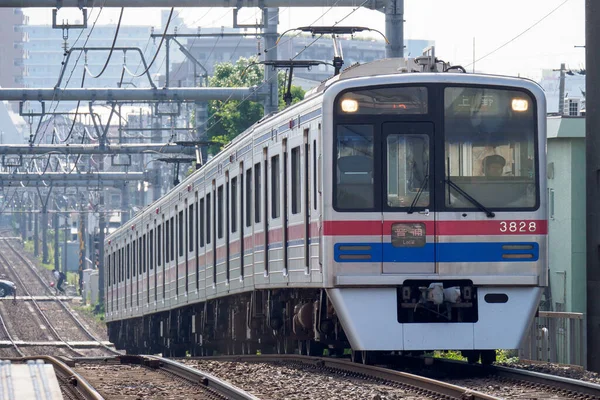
23, 0, 585, 80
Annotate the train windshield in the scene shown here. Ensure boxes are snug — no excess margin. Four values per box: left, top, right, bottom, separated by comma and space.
444, 86, 537, 210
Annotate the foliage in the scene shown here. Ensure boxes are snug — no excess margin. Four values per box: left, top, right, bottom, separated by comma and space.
206, 57, 306, 154
435, 349, 519, 364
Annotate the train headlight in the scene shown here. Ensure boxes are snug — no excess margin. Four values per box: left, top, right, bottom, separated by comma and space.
511, 98, 529, 112
341, 99, 359, 113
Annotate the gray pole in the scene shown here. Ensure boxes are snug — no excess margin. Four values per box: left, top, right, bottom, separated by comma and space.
20, 210, 25, 242
152, 116, 162, 202
42, 204, 49, 263
98, 200, 105, 306
263, 7, 279, 116
587, 0, 600, 373
195, 102, 208, 165
559, 63, 566, 114
79, 209, 85, 289
34, 196, 39, 257
53, 211, 59, 272
385, 0, 404, 58
63, 213, 68, 273
165, 38, 170, 88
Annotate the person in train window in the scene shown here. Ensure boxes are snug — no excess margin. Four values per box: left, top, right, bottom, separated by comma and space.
483, 154, 506, 177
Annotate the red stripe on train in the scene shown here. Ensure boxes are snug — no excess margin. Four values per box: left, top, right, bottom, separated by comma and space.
324, 220, 548, 236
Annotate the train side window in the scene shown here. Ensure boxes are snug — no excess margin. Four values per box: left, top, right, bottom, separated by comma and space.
291, 146, 301, 214
231, 176, 238, 233
119, 249, 122, 282
149, 230, 154, 270
157, 225, 162, 267
246, 168, 252, 227
138, 238, 142, 274
313, 139, 317, 210
217, 185, 224, 239
107, 254, 111, 286
254, 162, 261, 223
170, 217, 175, 262
127, 244, 130, 279
132, 241, 137, 277
271, 155, 280, 219
165, 220, 170, 262
179, 210, 184, 257
142, 235, 146, 273
206, 194, 212, 244
200, 198, 205, 246
188, 203, 194, 251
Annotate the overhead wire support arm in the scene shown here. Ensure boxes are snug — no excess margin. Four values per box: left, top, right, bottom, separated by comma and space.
257, 60, 330, 106
57, 47, 157, 89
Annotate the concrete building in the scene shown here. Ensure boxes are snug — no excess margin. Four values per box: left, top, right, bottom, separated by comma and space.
169, 32, 434, 88
546, 115, 586, 314
0, 9, 27, 89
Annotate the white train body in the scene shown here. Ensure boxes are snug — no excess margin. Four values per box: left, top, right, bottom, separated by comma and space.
105, 58, 547, 358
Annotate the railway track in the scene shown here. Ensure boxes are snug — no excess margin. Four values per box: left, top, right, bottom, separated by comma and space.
0, 238, 118, 357
71, 355, 258, 400
179, 354, 501, 400
433, 358, 600, 400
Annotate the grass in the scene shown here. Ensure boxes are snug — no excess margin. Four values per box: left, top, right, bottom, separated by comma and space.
73, 303, 106, 324
435, 349, 519, 364
22, 234, 80, 288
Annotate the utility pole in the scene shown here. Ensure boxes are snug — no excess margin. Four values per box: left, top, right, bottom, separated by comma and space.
385, 0, 404, 58
586, 0, 600, 373
33, 196, 39, 257
554, 63, 566, 114
53, 211, 59, 272
42, 204, 49, 263
63, 212, 68, 274
263, 7, 279, 116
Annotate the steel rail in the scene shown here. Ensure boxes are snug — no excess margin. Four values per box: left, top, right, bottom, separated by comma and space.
0, 244, 84, 357
0, 305, 24, 357
192, 354, 500, 400
2, 239, 121, 356
493, 365, 600, 398
143, 355, 260, 400
430, 357, 600, 399
10, 356, 104, 400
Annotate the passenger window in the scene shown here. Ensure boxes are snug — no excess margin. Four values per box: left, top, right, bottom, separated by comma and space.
334, 125, 374, 210
386, 134, 430, 208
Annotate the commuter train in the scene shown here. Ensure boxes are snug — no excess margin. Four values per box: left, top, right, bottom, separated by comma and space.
105, 51, 547, 365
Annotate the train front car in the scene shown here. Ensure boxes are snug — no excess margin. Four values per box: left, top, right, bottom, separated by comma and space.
322, 71, 547, 364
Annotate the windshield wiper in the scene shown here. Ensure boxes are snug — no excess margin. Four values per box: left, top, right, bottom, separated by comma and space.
446, 178, 495, 218
407, 174, 429, 214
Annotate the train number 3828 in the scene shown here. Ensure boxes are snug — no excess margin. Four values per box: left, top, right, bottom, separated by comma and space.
499, 221, 537, 233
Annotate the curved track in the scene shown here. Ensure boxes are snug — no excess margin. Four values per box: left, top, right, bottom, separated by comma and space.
183, 354, 500, 400
0, 238, 119, 356
72, 355, 259, 400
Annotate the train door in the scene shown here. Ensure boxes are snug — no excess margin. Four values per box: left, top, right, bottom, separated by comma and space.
381, 122, 435, 274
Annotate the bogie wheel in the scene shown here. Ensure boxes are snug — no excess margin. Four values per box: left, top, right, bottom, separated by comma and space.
480, 350, 496, 366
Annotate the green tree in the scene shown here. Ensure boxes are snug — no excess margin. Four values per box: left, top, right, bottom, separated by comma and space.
207, 57, 305, 154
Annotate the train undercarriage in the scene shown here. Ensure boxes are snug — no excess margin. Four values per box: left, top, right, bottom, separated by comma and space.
107, 288, 497, 365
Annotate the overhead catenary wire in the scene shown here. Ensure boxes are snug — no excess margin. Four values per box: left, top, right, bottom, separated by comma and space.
128, 7, 175, 78
86, 7, 125, 79
465, 0, 570, 68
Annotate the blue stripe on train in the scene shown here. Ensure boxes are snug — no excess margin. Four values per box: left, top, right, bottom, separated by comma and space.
334, 242, 539, 263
